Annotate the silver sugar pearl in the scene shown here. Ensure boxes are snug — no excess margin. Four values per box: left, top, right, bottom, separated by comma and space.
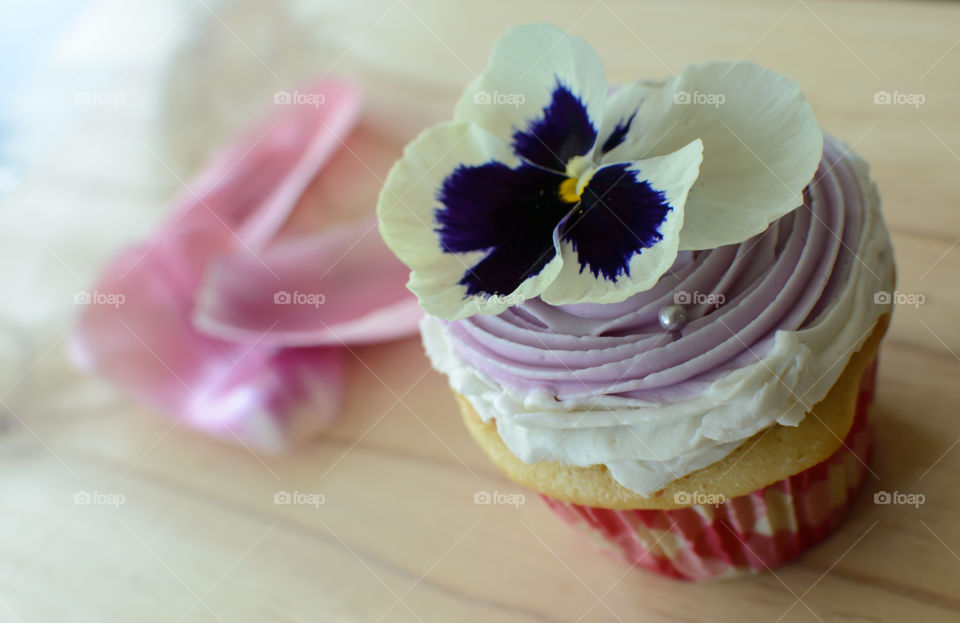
658, 303, 688, 332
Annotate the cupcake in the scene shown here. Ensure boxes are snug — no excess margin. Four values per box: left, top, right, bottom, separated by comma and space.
377, 23, 894, 580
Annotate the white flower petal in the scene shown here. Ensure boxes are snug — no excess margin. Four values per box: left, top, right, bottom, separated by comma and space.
541, 139, 703, 305
377, 122, 563, 320
454, 23, 607, 169
594, 79, 663, 159
605, 62, 822, 250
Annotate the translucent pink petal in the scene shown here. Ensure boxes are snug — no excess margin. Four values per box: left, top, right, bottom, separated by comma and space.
194, 218, 422, 346
69, 78, 387, 449
162, 78, 363, 253
71, 247, 345, 452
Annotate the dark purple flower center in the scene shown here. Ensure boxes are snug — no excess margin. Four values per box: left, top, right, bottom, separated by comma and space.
511, 82, 597, 171
435, 82, 672, 298
560, 163, 669, 280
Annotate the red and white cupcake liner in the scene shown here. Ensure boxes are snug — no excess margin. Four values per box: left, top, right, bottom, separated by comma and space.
542, 359, 878, 581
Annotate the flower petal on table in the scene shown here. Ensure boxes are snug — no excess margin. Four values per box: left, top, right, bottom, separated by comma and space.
194, 218, 422, 347
68, 78, 365, 450
454, 23, 607, 171
604, 62, 822, 250
378, 122, 565, 319
541, 139, 703, 305
70, 246, 345, 452
141, 78, 362, 296
173, 77, 363, 250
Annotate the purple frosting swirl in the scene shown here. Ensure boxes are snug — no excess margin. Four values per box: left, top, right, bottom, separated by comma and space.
440, 135, 866, 403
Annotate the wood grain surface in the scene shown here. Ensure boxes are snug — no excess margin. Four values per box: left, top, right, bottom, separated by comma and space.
1, 1, 958, 621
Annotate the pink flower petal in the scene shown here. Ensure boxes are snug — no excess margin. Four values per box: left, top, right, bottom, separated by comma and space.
71, 247, 345, 452
168, 78, 363, 251
194, 218, 422, 347
70, 77, 401, 450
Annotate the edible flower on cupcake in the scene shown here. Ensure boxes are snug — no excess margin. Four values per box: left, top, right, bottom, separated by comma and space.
378, 23, 823, 319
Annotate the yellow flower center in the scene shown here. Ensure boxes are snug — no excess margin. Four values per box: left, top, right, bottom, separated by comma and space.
558, 155, 595, 204
558, 177, 582, 203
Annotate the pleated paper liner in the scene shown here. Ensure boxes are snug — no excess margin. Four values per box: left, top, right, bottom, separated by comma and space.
541, 359, 878, 581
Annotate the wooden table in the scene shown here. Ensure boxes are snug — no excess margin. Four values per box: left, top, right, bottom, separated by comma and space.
1, 1, 958, 620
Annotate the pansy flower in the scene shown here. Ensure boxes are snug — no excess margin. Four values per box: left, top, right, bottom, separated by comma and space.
378, 23, 822, 319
